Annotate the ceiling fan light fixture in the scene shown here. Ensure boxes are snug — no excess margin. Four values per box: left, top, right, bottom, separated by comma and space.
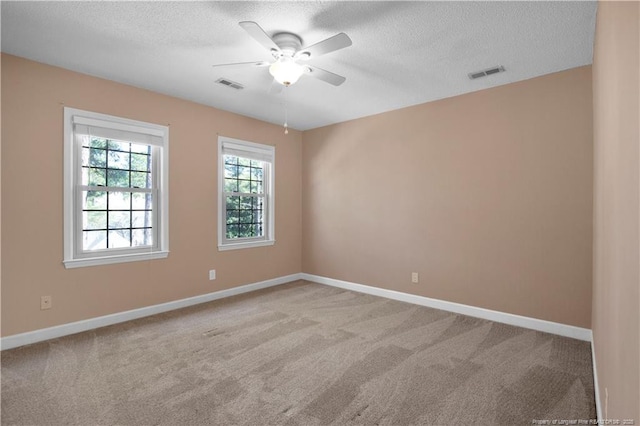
269, 57, 304, 86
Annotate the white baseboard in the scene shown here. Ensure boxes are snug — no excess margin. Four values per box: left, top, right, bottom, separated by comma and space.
0, 273, 303, 351
591, 333, 602, 420
301, 273, 592, 341
1, 272, 592, 349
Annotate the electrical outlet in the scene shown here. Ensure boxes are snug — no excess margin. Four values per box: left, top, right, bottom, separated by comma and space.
209, 270, 216, 280
40, 296, 52, 310
411, 272, 419, 283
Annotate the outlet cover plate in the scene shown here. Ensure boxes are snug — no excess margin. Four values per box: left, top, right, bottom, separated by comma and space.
40, 296, 52, 310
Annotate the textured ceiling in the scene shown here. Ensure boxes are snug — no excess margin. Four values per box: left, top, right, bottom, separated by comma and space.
1, 1, 597, 131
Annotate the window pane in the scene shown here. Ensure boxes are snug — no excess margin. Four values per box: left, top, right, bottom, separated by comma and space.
83, 211, 106, 230
239, 209, 252, 224
132, 192, 153, 210
238, 157, 251, 167
224, 155, 237, 166
226, 224, 239, 239
107, 169, 129, 187
91, 149, 107, 167
131, 143, 150, 154
83, 191, 107, 210
108, 140, 129, 152
88, 138, 107, 149
108, 150, 130, 170
224, 162, 238, 178
109, 211, 130, 229
132, 228, 153, 247
237, 179, 251, 193
238, 224, 256, 237
131, 171, 151, 189
82, 167, 106, 186
238, 166, 250, 179
251, 164, 263, 179
132, 210, 152, 227
226, 210, 239, 224
250, 180, 262, 194
226, 196, 239, 210
130, 153, 150, 172
82, 147, 106, 168
83, 230, 107, 250
108, 230, 131, 248
239, 196, 253, 210
224, 178, 238, 193
108, 192, 130, 209
253, 209, 263, 223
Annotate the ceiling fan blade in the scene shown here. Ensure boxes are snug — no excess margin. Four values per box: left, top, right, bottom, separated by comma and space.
211, 61, 270, 68
304, 65, 346, 86
239, 21, 281, 55
297, 33, 352, 60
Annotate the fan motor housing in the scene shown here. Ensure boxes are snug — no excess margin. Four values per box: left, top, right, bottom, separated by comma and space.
272, 32, 302, 57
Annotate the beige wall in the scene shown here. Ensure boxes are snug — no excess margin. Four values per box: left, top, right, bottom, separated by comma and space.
1, 54, 302, 337
302, 66, 594, 328
1, 53, 599, 337
592, 1, 640, 420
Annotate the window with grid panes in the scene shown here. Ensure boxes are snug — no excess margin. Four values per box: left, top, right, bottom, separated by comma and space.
63, 108, 169, 268
218, 136, 274, 250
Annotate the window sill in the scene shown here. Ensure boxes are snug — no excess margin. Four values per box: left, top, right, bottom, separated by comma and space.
63, 251, 169, 269
218, 240, 275, 251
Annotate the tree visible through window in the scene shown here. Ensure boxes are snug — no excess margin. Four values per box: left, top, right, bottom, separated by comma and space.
224, 155, 265, 239
81, 138, 154, 250
218, 136, 274, 250
63, 107, 169, 268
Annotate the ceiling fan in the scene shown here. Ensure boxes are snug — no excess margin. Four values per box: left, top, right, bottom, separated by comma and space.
213, 21, 352, 88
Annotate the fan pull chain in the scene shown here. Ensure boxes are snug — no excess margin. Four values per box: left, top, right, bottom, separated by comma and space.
283, 87, 289, 134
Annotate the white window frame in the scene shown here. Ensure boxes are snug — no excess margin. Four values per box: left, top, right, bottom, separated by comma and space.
218, 136, 275, 251
63, 107, 169, 268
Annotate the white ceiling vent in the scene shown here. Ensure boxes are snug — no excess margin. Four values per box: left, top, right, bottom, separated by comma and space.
468, 66, 506, 80
215, 78, 244, 90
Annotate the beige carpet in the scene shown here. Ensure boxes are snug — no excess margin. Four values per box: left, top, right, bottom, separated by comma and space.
1, 280, 595, 425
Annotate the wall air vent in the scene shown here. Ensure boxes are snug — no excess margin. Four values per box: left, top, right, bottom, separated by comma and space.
215, 78, 244, 90
468, 65, 506, 80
